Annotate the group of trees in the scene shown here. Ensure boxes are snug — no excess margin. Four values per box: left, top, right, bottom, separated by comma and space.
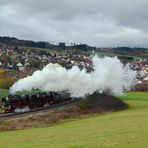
0, 36, 96, 51
0, 36, 49, 49
113, 47, 148, 56
0, 36, 148, 58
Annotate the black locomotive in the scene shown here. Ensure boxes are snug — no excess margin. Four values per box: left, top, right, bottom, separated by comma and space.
2, 92, 72, 113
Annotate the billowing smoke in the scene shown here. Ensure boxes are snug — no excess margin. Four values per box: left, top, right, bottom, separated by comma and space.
10, 56, 136, 97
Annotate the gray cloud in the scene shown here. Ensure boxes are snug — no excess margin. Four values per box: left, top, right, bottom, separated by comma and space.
0, 0, 148, 47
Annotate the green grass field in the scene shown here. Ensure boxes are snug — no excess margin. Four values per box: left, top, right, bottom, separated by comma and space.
0, 89, 9, 98
119, 92, 148, 101
0, 92, 147, 147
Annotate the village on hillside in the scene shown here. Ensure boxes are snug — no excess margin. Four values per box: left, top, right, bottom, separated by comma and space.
0, 47, 147, 90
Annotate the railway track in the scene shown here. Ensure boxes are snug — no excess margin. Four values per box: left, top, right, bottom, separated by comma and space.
0, 99, 81, 119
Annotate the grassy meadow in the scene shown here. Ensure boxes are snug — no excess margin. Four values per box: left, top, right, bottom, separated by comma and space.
119, 92, 148, 101
0, 92, 147, 147
0, 89, 9, 99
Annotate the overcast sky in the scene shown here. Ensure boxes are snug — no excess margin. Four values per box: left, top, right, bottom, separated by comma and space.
0, 0, 148, 47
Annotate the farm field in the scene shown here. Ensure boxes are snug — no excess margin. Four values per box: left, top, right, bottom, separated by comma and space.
0, 89, 9, 98
119, 92, 148, 101
0, 92, 148, 147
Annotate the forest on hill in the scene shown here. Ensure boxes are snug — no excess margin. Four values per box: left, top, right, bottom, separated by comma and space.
0, 36, 148, 58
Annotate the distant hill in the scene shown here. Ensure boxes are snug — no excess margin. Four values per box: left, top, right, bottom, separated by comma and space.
0, 36, 148, 58
0, 36, 50, 49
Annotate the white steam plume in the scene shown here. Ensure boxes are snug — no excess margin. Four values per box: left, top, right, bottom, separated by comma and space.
10, 56, 136, 97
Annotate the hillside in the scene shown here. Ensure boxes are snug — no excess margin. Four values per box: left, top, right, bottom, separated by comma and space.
0, 93, 127, 130
0, 36, 148, 58
0, 92, 147, 147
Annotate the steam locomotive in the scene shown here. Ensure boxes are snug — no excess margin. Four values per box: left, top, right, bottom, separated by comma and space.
2, 92, 72, 113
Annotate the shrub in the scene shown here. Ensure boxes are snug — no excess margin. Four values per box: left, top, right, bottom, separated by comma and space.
0, 77, 15, 89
